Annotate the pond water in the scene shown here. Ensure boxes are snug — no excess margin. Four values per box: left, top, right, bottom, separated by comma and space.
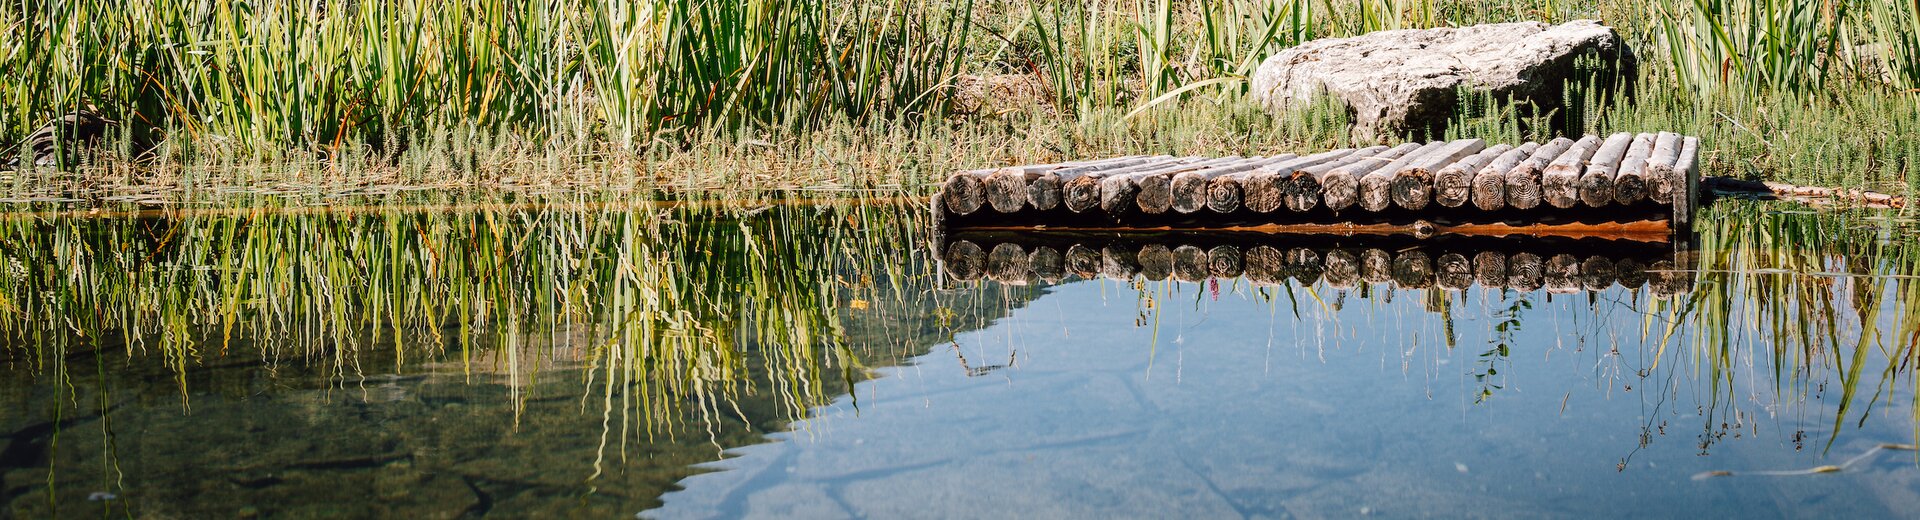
2, 197, 1918, 518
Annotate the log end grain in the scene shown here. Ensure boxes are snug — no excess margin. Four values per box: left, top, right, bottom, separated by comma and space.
1136, 175, 1175, 214
1169, 173, 1210, 213
1358, 175, 1395, 212
1434, 168, 1473, 208
1390, 170, 1434, 210
1063, 178, 1103, 212
1577, 172, 1614, 208
1027, 174, 1063, 211
942, 174, 986, 215
1471, 171, 1507, 211
1242, 173, 1287, 213
1612, 174, 1647, 205
1283, 173, 1323, 212
984, 170, 1032, 213
1206, 178, 1244, 214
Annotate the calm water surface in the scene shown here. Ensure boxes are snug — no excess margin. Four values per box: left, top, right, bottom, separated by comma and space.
3, 198, 1918, 518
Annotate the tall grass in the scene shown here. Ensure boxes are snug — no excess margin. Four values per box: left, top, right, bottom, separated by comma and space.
2, 0, 1917, 192
0, 0, 971, 155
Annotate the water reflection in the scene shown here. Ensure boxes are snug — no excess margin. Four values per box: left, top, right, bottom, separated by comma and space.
0, 197, 1916, 517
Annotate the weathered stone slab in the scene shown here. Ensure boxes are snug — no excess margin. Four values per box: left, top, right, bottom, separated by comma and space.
1250, 20, 1633, 141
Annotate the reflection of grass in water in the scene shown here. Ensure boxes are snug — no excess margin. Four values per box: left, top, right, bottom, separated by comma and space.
0, 196, 1054, 517
1669, 200, 1920, 450
0, 196, 970, 440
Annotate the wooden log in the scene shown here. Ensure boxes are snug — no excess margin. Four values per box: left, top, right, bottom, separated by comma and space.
1438, 143, 1513, 208
987, 243, 1032, 284
1436, 253, 1473, 290
1360, 248, 1393, 284
941, 173, 987, 215
1172, 245, 1210, 282
1506, 252, 1545, 292
1028, 156, 1163, 211
1277, 148, 1362, 212
1100, 156, 1241, 214
1544, 253, 1581, 294
1323, 249, 1361, 289
1245, 246, 1285, 285
1282, 145, 1388, 213
1065, 244, 1102, 279
1235, 153, 1321, 213
1063, 156, 1193, 212
1206, 245, 1244, 278
1287, 248, 1324, 285
1504, 137, 1575, 210
1674, 136, 1702, 226
985, 156, 1149, 213
1170, 155, 1296, 213
1232, 149, 1344, 213
1391, 250, 1435, 288
1472, 251, 1506, 289
944, 240, 986, 281
1029, 246, 1066, 283
1324, 143, 1423, 212
1358, 141, 1448, 212
1614, 257, 1648, 289
1579, 256, 1616, 291
1100, 245, 1141, 280
1644, 132, 1684, 204
1471, 142, 1538, 211
1390, 139, 1487, 210
1542, 135, 1604, 209
1138, 244, 1175, 281
1611, 133, 1656, 205
1577, 132, 1635, 208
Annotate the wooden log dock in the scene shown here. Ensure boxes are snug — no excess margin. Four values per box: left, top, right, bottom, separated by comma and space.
938, 134, 1704, 233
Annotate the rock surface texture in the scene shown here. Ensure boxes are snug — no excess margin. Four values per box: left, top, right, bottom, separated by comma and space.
1250, 20, 1633, 141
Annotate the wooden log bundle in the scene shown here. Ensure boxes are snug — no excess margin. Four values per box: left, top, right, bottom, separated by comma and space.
937, 134, 1705, 231
937, 236, 1693, 295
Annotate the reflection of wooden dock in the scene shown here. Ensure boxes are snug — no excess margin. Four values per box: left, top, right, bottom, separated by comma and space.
936, 233, 1694, 295
936, 133, 1701, 232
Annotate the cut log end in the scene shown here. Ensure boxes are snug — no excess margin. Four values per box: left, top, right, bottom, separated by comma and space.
942, 175, 986, 215
1471, 172, 1506, 211
1390, 170, 1433, 210
1242, 173, 1287, 213
1027, 175, 1063, 211
1358, 175, 1394, 212
1063, 178, 1102, 213
1322, 173, 1358, 211
1283, 173, 1322, 212
1577, 173, 1614, 208
1136, 176, 1176, 214
985, 170, 1032, 213
1170, 174, 1210, 213
1206, 178, 1243, 214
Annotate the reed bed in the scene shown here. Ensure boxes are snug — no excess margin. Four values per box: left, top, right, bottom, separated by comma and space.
1, 0, 1915, 194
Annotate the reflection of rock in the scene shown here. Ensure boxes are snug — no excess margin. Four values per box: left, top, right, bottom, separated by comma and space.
1250, 20, 1633, 140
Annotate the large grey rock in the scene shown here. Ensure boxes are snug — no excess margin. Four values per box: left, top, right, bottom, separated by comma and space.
1250, 20, 1633, 141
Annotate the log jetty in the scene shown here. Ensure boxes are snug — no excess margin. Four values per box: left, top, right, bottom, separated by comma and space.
937, 134, 1703, 233
935, 231, 1694, 296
